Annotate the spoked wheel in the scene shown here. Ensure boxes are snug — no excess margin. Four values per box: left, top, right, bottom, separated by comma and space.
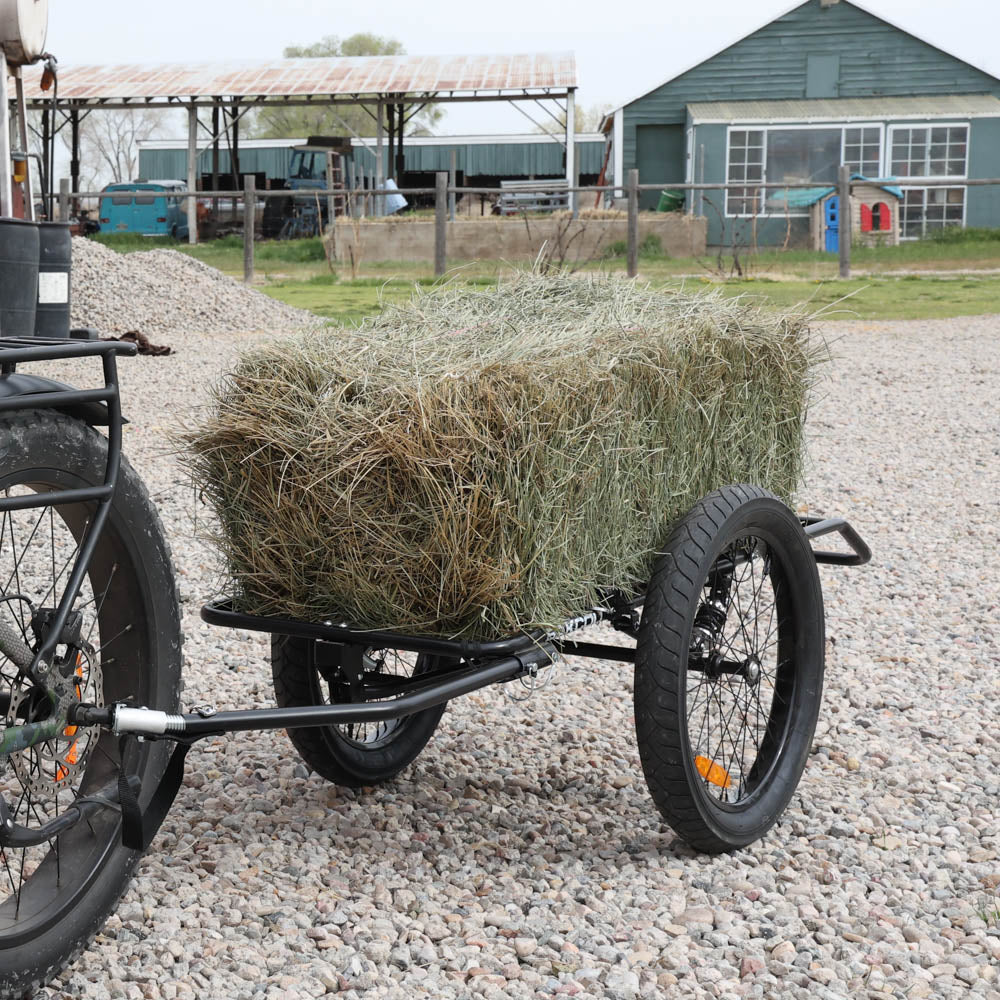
271, 635, 449, 787
0, 410, 181, 996
634, 484, 824, 854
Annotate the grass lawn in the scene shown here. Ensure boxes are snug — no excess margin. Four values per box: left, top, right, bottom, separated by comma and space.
263, 273, 1000, 324
92, 229, 1000, 323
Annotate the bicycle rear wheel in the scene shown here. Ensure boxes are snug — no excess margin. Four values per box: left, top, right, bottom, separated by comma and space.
0, 410, 182, 997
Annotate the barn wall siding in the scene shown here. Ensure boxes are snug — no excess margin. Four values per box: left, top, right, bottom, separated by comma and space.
966, 117, 1000, 229
622, 0, 1000, 183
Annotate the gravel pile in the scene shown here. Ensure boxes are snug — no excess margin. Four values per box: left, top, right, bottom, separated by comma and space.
28, 313, 1000, 1000
69, 237, 319, 337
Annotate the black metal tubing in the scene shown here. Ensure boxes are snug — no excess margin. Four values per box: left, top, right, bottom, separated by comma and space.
801, 516, 872, 567
179, 647, 552, 737
0, 337, 136, 686
201, 598, 553, 661
554, 639, 637, 663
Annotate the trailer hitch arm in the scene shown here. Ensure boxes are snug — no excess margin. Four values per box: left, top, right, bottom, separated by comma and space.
801, 516, 872, 566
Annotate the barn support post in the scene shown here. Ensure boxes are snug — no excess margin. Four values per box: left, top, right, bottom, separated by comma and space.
186, 104, 198, 244
70, 109, 80, 213
566, 88, 577, 218
325, 150, 337, 261
243, 174, 256, 284
230, 98, 241, 195
211, 101, 220, 196
375, 99, 385, 217
626, 168, 639, 278
39, 102, 49, 218
434, 171, 447, 277
59, 177, 69, 221
838, 164, 852, 278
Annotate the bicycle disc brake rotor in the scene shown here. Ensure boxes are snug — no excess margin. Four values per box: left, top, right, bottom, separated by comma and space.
6, 641, 102, 795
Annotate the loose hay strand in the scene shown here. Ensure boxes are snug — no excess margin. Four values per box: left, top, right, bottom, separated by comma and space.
187, 272, 820, 639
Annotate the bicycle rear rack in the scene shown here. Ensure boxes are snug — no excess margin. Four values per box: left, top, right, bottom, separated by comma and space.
0, 337, 136, 688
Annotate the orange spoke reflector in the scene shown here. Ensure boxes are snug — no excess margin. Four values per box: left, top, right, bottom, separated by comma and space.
695, 755, 732, 789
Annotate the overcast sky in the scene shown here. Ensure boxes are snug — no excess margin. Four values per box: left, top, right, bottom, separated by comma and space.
46, 0, 998, 136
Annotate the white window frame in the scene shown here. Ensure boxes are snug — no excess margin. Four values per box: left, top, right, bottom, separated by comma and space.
887, 122, 970, 239
887, 122, 970, 181
842, 124, 885, 177
724, 122, 884, 218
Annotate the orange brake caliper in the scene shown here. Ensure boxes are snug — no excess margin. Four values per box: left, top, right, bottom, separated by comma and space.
56, 655, 84, 782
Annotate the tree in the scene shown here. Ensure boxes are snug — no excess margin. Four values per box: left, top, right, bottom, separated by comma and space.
42, 107, 163, 190
252, 32, 443, 174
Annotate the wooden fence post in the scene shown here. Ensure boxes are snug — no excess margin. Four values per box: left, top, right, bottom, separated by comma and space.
243, 175, 256, 285
627, 169, 639, 278
435, 171, 448, 277
448, 149, 457, 222
838, 164, 852, 279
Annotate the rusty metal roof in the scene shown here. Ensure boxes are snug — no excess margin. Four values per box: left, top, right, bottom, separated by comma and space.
21, 53, 577, 104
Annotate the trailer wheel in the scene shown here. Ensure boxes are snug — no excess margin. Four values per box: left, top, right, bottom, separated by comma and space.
271, 636, 448, 787
634, 484, 824, 854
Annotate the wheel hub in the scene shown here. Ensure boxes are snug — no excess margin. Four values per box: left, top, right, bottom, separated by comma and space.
6, 642, 102, 795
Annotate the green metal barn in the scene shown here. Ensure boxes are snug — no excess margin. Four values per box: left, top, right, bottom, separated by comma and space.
138, 133, 607, 191
602, 0, 1000, 244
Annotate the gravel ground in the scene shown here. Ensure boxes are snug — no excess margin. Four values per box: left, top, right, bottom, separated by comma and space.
69, 238, 319, 337
25, 313, 1000, 1000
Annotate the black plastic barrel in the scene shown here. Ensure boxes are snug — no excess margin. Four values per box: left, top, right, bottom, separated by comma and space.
0, 219, 39, 340
35, 222, 72, 339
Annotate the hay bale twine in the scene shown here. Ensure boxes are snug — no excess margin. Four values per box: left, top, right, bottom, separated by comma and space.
187, 273, 819, 639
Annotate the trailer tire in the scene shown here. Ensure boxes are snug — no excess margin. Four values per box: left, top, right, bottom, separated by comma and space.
271, 636, 448, 788
634, 484, 824, 854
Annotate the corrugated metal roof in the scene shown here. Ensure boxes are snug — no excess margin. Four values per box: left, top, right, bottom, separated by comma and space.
688, 94, 1000, 122
22, 53, 576, 102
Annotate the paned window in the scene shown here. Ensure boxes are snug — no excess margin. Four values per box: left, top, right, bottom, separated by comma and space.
900, 187, 965, 238
727, 129, 765, 215
725, 124, 884, 216
890, 126, 968, 178
843, 127, 881, 176
766, 128, 841, 185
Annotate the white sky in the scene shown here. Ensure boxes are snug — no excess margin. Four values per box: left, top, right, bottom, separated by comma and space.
46, 0, 999, 137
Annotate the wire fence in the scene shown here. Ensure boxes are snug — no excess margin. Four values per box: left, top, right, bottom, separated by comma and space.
60, 168, 1000, 284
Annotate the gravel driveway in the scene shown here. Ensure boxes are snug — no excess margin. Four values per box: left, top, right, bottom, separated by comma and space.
30, 313, 1000, 1000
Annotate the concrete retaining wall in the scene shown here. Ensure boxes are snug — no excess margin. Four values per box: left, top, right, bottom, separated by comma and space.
334, 214, 707, 264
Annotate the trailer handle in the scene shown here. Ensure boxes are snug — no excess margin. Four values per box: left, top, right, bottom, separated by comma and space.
801, 516, 872, 567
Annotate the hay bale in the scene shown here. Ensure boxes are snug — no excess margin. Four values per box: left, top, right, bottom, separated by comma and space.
188, 273, 818, 639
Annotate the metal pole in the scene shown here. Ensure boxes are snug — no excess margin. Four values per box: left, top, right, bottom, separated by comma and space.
448, 148, 456, 221
211, 101, 220, 197
325, 151, 337, 261
838, 164, 852, 279
14, 72, 34, 221
627, 168, 639, 278
186, 105, 198, 244
70, 110, 80, 214
243, 174, 256, 285
566, 88, 576, 218
0, 52, 13, 218
434, 171, 447, 277
375, 99, 385, 217
59, 178, 69, 222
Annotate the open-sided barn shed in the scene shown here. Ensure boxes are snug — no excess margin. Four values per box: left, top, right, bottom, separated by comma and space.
602, 0, 1000, 245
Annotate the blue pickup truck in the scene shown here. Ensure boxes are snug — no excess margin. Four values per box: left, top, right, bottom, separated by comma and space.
98, 181, 189, 238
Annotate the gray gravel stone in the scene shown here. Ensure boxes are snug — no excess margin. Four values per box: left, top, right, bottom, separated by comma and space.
30, 311, 1000, 1000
